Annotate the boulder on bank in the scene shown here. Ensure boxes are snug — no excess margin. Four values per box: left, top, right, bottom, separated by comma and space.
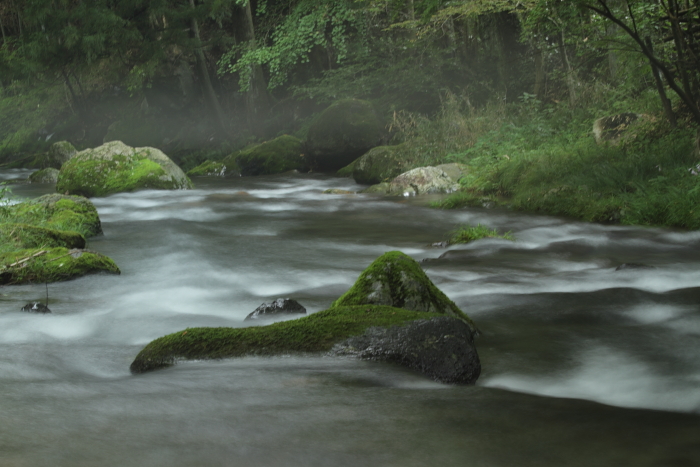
305, 99, 382, 172
593, 113, 643, 145
362, 166, 460, 196
130, 251, 480, 384
49, 141, 78, 167
349, 143, 419, 185
232, 135, 305, 176
244, 298, 307, 321
331, 316, 480, 384
28, 168, 59, 184
0, 247, 120, 285
56, 141, 192, 197
9, 194, 103, 237
187, 160, 238, 178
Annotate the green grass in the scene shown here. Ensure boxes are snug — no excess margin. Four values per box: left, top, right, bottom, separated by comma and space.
448, 224, 514, 244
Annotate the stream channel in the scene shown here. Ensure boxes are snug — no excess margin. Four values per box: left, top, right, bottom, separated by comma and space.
1, 169, 699, 466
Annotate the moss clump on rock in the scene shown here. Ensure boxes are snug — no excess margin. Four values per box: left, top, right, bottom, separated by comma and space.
28, 167, 60, 184
6, 194, 103, 237
0, 223, 85, 253
0, 247, 120, 284
130, 305, 437, 373
187, 160, 239, 177
231, 135, 305, 176
48, 141, 77, 166
332, 251, 477, 332
56, 141, 193, 197
305, 99, 382, 172
351, 143, 419, 185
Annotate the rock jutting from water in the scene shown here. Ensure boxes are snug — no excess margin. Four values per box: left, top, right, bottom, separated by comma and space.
130, 251, 480, 384
56, 140, 193, 197
362, 166, 461, 196
21, 302, 51, 313
244, 298, 307, 321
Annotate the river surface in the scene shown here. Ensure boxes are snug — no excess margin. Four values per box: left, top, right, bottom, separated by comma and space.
1, 172, 699, 466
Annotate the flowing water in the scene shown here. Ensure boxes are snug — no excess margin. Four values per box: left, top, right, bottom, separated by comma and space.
1, 172, 699, 466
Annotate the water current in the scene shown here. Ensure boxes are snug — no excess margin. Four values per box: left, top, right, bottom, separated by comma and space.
1, 171, 699, 466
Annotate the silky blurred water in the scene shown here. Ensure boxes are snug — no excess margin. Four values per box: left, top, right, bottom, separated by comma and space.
1, 173, 699, 466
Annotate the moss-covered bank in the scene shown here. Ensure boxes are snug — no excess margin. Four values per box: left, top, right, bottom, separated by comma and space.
130, 305, 437, 373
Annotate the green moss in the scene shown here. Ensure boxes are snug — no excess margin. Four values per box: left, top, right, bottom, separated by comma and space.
352, 143, 419, 185
0, 223, 85, 253
0, 247, 120, 285
448, 224, 515, 244
28, 167, 60, 183
233, 135, 305, 176
336, 159, 357, 178
130, 305, 436, 373
187, 160, 232, 177
4, 194, 102, 238
331, 251, 476, 330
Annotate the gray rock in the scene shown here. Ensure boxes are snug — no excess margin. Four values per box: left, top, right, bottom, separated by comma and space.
388, 166, 460, 196
245, 298, 307, 321
28, 168, 59, 184
331, 316, 480, 384
49, 141, 77, 166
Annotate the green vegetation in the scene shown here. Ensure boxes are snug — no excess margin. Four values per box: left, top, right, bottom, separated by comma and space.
130, 305, 437, 373
0, 247, 120, 285
187, 161, 230, 177
233, 135, 304, 176
0, 224, 85, 253
448, 224, 515, 244
2, 194, 102, 238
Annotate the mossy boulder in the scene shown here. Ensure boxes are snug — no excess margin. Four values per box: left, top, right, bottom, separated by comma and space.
0, 223, 85, 251
231, 135, 305, 176
6, 194, 103, 237
187, 160, 239, 178
0, 247, 120, 285
56, 141, 193, 197
49, 141, 77, 166
305, 99, 382, 172
332, 251, 476, 332
131, 305, 439, 374
130, 251, 480, 383
28, 167, 60, 184
351, 143, 420, 185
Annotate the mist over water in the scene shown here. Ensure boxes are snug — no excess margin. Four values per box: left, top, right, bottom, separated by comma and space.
1, 173, 699, 466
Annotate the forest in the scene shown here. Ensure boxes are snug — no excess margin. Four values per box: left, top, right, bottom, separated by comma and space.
2, 0, 700, 227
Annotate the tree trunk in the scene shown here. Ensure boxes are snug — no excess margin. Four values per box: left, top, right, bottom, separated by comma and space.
645, 37, 677, 127
558, 32, 577, 107
238, 0, 271, 126
533, 47, 546, 100
189, 0, 229, 136
0, 14, 7, 47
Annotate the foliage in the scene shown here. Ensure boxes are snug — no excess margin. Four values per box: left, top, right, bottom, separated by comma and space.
448, 224, 514, 244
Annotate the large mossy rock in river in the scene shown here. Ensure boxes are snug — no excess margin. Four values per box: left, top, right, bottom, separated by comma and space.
0, 247, 120, 285
130, 251, 480, 383
232, 135, 305, 176
305, 99, 382, 172
364, 166, 460, 196
331, 251, 477, 332
56, 141, 193, 197
348, 143, 420, 185
7, 194, 103, 237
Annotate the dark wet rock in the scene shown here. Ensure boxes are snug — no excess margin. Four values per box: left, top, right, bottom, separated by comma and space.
244, 298, 307, 321
349, 143, 418, 185
430, 241, 449, 248
305, 99, 382, 172
331, 316, 480, 384
231, 135, 305, 176
615, 263, 655, 271
21, 302, 51, 313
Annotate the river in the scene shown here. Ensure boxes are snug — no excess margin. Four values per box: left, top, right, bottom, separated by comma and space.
1, 172, 699, 466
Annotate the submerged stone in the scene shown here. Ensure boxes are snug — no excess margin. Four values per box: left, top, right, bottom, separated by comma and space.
244, 298, 307, 321
56, 140, 192, 197
21, 302, 51, 314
